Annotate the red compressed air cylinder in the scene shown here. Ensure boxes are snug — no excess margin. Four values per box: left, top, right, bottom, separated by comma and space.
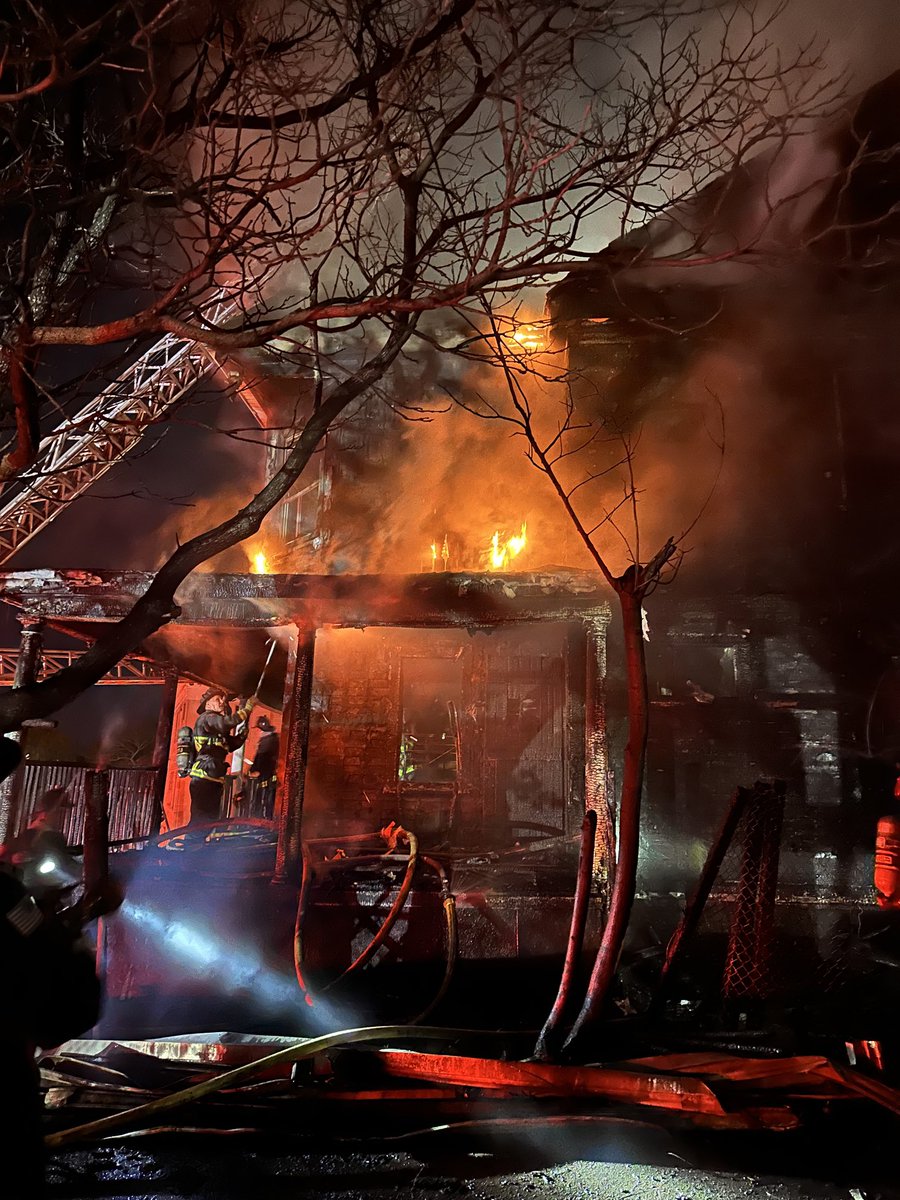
875, 814, 900, 907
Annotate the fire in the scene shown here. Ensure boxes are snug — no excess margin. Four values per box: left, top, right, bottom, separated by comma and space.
428, 535, 451, 571
510, 324, 544, 353
422, 526, 528, 572
252, 551, 269, 574
488, 522, 527, 570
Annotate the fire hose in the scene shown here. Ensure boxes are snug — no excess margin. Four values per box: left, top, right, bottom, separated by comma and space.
325, 825, 419, 987
44, 1024, 473, 1150
293, 826, 457, 1021
411, 855, 458, 1025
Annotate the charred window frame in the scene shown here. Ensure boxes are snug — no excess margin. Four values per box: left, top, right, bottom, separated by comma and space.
396, 648, 465, 789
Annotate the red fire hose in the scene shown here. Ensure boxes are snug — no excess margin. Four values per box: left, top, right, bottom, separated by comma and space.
294, 826, 417, 1000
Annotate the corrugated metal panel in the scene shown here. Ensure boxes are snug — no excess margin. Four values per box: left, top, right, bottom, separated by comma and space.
14, 763, 159, 850
108, 767, 159, 846
16, 763, 88, 843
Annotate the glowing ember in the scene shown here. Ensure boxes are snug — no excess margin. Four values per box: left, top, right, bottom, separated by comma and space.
252, 551, 269, 574
488, 522, 527, 570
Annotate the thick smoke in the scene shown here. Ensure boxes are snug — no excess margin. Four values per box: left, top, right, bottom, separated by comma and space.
319, 392, 595, 576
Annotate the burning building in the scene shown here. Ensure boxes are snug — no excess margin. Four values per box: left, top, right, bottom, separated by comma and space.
0, 566, 613, 1031
540, 70, 900, 1006
3, 71, 900, 1035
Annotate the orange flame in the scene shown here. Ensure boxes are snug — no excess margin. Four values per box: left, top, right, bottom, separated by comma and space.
252, 550, 269, 574
488, 522, 527, 570
510, 324, 544, 353
427, 535, 451, 571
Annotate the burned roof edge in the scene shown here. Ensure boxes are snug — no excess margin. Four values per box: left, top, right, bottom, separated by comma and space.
0, 568, 613, 629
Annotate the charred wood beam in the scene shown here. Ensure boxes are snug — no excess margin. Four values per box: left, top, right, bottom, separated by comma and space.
273, 627, 316, 883
584, 613, 613, 890
563, 623, 587, 835
83, 767, 109, 902
149, 670, 178, 835
0, 570, 613, 630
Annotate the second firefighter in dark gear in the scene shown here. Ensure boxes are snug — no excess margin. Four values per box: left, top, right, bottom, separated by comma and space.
0, 785, 73, 877
188, 691, 255, 825
1, 867, 103, 1198
249, 715, 280, 820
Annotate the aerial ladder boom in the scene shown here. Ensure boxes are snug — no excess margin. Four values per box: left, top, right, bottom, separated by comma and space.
0, 294, 238, 564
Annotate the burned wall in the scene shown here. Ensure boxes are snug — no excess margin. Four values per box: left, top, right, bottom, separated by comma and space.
303, 622, 588, 859
304, 628, 401, 838
556, 270, 900, 911
619, 593, 875, 905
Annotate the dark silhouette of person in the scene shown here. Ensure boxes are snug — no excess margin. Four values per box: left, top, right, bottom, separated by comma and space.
0, 738, 103, 1197
249, 715, 279, 820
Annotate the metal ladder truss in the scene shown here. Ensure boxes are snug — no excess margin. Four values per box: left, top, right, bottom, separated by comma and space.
0, 648, 166, 686
0, 293, 238, 563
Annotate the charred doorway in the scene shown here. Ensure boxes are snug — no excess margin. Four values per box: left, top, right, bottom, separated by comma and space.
304, 623, 586, 852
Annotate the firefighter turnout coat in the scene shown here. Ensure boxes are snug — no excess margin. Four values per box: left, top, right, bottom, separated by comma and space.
189, 701, 253, 785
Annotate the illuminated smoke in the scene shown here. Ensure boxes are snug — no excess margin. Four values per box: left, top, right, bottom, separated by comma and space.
117, 898, 355, 1032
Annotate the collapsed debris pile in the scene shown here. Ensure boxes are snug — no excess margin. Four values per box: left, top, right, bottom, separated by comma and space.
40, 1026, 900, 1149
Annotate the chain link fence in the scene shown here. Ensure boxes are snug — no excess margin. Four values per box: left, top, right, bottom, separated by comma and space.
721, 780, 786, 1002
654, 778, 844, 1013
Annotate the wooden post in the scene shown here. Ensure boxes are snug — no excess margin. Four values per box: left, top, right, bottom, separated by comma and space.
273, 626, 316, 882
584, 610, 614, 892
83, 767, 110, 901
563, 622, 587, 835
565, 582, 648, 1052
0, 618, 44, 843
150, 670, 178, 832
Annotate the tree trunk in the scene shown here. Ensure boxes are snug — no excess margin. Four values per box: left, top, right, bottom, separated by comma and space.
533, 808, 597, 1061
563, 576, 648, 1053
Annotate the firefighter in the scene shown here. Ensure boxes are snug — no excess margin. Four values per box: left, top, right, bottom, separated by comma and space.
248, 715, 279, 819
0, 785, 73, 874
0, 739, 105, 1198
188, 690, 255, 826
1, 868, 104, 1196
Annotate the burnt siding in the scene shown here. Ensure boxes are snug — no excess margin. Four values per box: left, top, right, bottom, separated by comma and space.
305, 629, 400, 838
557, 292, 897, 913
632, 596, 871, 901
302, 624, 585, 854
